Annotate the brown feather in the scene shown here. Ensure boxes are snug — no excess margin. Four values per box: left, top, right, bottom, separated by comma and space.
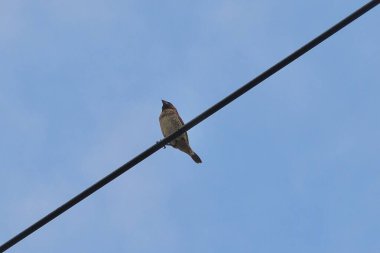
159, 101, 201, 164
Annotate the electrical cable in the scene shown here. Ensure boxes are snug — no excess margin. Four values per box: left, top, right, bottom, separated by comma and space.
1, 1, 378, 251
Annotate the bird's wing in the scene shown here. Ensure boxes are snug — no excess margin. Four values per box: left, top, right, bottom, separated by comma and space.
177, 113, 189, 143
178, 113, 185, 125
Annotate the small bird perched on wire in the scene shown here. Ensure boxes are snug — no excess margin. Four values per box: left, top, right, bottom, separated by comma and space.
159, 100, 202, 163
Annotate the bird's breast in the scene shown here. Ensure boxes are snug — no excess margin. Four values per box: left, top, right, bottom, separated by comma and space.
159, 110, 183, 137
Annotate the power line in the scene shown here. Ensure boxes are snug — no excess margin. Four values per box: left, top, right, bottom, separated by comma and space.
1, 1, 378, 252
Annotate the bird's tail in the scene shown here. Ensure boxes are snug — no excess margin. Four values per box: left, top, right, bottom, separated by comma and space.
190, 151, 202, 164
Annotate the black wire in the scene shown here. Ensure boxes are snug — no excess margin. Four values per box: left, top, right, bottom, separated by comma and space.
1, 0, 378, 252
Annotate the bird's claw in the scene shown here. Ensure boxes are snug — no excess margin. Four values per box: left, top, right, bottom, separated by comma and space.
156, 141, 166, 149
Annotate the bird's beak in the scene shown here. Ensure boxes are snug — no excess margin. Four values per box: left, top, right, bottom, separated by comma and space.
161, 99, 168, 105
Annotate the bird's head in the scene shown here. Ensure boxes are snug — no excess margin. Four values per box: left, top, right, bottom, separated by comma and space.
161, 100, 175, 111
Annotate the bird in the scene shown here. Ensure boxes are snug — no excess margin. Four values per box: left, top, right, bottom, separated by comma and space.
159, 100, 202, 163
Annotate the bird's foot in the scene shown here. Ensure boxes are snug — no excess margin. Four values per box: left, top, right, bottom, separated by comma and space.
156, 141, 166, 149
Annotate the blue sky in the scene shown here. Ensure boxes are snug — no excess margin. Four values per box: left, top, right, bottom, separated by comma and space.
1, 0, 379, 252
